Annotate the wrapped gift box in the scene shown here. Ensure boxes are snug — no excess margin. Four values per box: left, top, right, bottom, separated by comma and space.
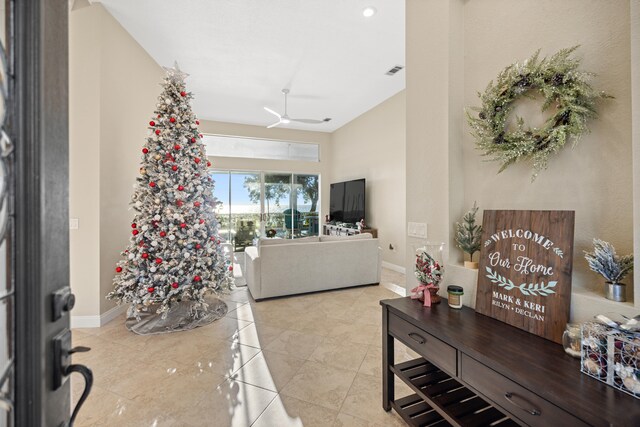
581, 321, 640, 399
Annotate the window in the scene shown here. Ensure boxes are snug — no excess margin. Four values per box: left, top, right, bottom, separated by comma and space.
203, 134, 319, 162
211, 170, 320, 251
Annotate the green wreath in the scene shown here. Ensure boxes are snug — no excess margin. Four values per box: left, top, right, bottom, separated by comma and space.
467, 46, 611, 180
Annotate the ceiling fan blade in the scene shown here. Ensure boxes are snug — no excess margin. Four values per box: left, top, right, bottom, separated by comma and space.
267, 120, 282, 129
290, 118, 325, 124
264, 107, 281, 119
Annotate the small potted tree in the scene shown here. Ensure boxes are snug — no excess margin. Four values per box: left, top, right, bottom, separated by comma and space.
584, 239, 634, 302
455, 202, 483, 269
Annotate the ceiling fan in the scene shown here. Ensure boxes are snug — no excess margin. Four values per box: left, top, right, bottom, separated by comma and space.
264, 89, 331, 128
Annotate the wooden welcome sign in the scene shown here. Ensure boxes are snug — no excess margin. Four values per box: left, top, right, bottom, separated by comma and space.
475, 210, 574, 344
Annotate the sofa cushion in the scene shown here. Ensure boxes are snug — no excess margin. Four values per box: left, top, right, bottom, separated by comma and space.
259, 236, 320, 247
319, 233, 373, 242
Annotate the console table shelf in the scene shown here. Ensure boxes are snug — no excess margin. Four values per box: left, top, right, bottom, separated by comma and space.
381, 297, 640, 427
392, 358, 516, 427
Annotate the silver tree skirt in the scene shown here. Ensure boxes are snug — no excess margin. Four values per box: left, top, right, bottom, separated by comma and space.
125, 294, 228, 335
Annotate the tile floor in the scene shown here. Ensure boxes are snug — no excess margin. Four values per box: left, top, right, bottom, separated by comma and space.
72, 268, 419, 426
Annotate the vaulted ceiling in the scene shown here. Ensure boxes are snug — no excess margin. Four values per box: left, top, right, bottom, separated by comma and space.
97, 0, 405, 132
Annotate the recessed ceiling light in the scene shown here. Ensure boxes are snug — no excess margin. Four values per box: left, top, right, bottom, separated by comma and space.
362, 6, 377, 18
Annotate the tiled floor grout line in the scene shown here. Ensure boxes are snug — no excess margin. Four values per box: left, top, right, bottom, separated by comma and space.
72, 269, 406, 425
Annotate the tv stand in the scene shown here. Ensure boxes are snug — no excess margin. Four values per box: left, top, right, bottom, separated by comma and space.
323, 223, 378, 238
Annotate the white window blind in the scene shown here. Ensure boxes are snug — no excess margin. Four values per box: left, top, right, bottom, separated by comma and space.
203, 134, 319, 162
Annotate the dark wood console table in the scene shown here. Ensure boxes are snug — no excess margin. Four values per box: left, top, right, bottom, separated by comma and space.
380, 297, 640, 427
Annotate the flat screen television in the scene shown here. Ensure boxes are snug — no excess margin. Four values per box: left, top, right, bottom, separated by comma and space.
330, 178, 365, 224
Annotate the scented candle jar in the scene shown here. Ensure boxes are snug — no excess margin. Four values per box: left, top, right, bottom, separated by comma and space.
447, 285, 464, 309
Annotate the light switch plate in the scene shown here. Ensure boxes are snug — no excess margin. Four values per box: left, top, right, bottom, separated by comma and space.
69, 218, 79, 230
408, 222, 427, 238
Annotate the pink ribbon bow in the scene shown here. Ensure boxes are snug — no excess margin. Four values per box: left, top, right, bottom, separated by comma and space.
411, 283, 436, 307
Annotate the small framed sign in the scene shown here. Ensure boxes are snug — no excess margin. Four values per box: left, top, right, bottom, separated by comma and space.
475, 210, 575, 344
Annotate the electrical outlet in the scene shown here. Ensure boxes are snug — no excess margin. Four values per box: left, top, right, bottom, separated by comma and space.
69, 218, 79, 230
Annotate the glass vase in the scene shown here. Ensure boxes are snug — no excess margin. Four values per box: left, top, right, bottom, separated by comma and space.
562, 323, 581, 358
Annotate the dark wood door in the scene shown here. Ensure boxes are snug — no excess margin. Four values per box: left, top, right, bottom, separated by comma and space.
5, 1, 92, 425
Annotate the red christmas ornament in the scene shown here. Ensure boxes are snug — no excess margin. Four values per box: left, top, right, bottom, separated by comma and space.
155, 258, 162, 264
207, 161, 211, 167
199, 134, 203, 138
155, 129, 161, 135
170, 117, 176, 123
152, 221, 159, 228
180, 223, 187, 228
180, 91, 187, 97
132, 230, 139, 236
174, 144, 181, 151
194, 275, 201, 282
196, 244, 201, 249
171, 282, 179, 289
194, 158, 201, 164
148, 287, 155, 293
131, 223, 137, 228
190, 137, 196, 143
149, 121, 156, 126
149, 182, 156, 188
138, 241, 145, 247
159, 231, 167, 237
199, 219, 205, 224
157, 114, 161, 118
142, 253, 149, 259
142, 148, 149, 154
115, 266, 122, 273
229, 266, 234, 271
196, 120, 200, 125
216, 239, 221, 244
195, 173, 200, 177
194, 201, 201, 207
178, 185, 184, 191
172, 165, 178, 171
176, 200, 184, 207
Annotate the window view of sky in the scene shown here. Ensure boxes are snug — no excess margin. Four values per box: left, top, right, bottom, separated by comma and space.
211, 172, 313, 215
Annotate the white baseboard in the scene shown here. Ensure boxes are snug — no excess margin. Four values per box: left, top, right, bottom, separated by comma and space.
71, 304, 127, 329
382, 261, 406, 275
382, 282, 407, 297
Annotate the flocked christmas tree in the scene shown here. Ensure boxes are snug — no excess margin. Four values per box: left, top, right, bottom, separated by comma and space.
455, 202, 483, 264
107, 64, 232, 319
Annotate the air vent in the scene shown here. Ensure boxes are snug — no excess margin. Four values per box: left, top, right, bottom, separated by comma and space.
385, 65, 404, 76
323, 118, 332, 122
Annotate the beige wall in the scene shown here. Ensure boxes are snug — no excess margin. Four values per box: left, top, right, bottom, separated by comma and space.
330, 91, 406, 268
407, 0, 639, 319
69, 5, 101, 317
70, 3, 164, 318
98, 6, 165, 314
406, 0, 464, 291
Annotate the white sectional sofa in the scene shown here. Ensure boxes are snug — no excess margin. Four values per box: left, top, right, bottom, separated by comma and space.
244, 233, 382, 300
